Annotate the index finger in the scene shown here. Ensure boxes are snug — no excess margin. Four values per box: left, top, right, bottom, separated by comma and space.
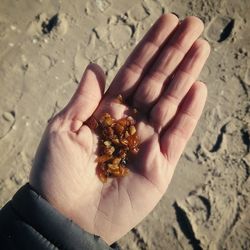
105, 14, 179, 99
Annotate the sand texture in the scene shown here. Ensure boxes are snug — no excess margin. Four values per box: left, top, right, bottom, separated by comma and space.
0, 0, 249, 249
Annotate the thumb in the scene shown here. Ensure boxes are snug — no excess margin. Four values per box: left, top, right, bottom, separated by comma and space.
61, 63, 105, 131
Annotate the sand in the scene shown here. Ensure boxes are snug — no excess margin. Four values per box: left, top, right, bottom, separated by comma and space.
0, 0, 249, 249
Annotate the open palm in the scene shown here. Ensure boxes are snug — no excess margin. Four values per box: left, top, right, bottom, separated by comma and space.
30, 14, 210, 245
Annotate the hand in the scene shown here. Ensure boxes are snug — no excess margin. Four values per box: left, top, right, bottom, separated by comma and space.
30, 14, 210, 245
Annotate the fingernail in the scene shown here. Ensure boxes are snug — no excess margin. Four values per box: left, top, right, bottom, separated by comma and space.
171, 12, 179, 18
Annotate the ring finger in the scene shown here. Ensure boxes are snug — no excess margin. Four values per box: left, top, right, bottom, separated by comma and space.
150, 38, 210, 133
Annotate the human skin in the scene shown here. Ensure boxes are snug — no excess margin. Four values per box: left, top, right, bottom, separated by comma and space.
30, 14, 210, 245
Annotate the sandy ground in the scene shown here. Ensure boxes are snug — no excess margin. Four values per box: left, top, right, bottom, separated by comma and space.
0, 0, 249, 249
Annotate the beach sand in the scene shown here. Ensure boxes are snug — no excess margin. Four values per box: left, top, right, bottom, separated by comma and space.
0, 0, 249, 249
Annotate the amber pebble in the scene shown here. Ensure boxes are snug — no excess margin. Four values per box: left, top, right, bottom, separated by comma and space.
129, 125, 136, 135
112, 157, 121, 165
107, 163, 119, 171
103, 146, 115, 156
127, 134, 139, 148
119, 166, 129, 176
112, 138, 120, 145
120, 138, 129, 146
110, 169, 122, 177
97, 155, 111, 163
117, 118, 129, 127
102, 113, 114, 127
96, 112, 140, 183
130, 147, 139, 154
125, 131, 130, 138
104, 140, 111, 146
103, 127, 114, 138
114, 123, 125, 135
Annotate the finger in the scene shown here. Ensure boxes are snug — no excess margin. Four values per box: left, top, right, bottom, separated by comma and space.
60, 64, 105, 131
160, 81, 207, 167
133, 16, 204, 110
150, 39, 210, 132
105, 13, 179, 99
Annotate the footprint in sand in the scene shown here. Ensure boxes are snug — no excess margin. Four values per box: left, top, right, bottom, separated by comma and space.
128, 3, 150, 22
28, 13, 68, 38
173, 201, 202, 250
85, 0, 111, 15
85, 20, 133, 62
205, 16, 234, 43
109, 22, 133, 48
185, 195, 211, 223
0, 111, 16, 139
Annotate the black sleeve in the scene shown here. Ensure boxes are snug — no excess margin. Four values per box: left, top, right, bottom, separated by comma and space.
0, 183, 118, 250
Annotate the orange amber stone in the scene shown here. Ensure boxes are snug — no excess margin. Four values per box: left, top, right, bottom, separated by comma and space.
89, 99, 140, 183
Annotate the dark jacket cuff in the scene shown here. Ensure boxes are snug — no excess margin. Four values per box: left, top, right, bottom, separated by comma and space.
0, 183, 118, 250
